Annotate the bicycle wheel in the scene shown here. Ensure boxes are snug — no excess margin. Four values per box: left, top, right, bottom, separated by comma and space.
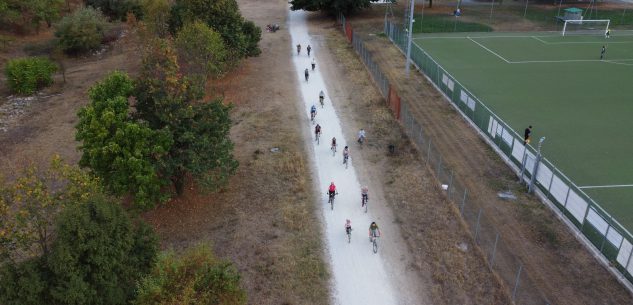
331, 198, 334, 210
373, 239, 378, 253
364, 200, 368, 213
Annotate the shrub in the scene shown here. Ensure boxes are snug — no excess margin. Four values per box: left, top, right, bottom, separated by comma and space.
175, 21, 228, 79
55, 7, 108, 54
135, 244, 246, 305
85, 0, 143, 21
4, 57, 57, 95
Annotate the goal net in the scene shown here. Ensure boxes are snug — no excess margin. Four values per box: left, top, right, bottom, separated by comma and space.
562, 19, 610, 36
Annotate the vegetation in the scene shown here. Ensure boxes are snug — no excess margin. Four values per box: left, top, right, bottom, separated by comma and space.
77, 40, 238, 208
85, 0, 143, 20
55, 7, 108, 54
0, 0, 64, 33
4, 57, 57, 95
175, 21, 228, 79
75, 72, 172, 209
169, 0, 261, 59
0, 158, 159, 305
136, 244, 246, 305
290, 0, 379, 15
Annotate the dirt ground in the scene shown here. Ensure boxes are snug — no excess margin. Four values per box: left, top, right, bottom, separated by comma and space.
339, 2, 633, 305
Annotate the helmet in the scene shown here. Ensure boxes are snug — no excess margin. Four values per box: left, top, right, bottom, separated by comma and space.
345, 146, 348, 149
346, 219, 351, 224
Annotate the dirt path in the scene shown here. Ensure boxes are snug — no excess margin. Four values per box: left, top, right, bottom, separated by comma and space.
304, 7, 512, 305
289, 9, 429, 305
337, 5, 633, 305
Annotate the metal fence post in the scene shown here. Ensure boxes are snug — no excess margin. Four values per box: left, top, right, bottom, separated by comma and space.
490, 233, 499, 270
447, 171, 453, 199
475, 208, 482, 243
519, 150, 528, 184
460, 189, 467, 214
437, 155, 443, 178
512, 264, 523, 302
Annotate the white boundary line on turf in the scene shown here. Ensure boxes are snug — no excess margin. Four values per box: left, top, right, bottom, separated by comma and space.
531, 36, 548, 44
466, 36, 510, 63
578, 184, 633, 189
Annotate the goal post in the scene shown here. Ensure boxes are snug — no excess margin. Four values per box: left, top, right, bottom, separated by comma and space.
562, 19, 611, 36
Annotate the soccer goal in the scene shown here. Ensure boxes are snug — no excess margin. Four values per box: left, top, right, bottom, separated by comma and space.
562, 19, 610, 36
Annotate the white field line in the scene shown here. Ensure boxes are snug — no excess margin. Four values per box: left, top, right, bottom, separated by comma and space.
531, 36, 548, 44
512, 58, 633, 64
288, 9, 400, 305
578, 184, 633, 189
466, 36, 511, 63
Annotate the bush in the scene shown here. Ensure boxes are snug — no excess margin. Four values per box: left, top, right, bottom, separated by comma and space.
135, 244, 246, 305
4, 57, 57, 95
175, 21, 228, 79
85, 0, 143, 21
55, 7, 108, 54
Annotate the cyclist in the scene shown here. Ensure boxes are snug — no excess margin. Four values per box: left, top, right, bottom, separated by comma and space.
310, 105, 317, 121
361, 186, 369, 207
296, 44, 301, 55
331, 137, 337, 153
328, 182, 337, 199
357, 128, 366, 144
305, 68, 309, 81
315, 124, 322, 140
319, 90, 325, 107
345, 219, 352, 235
369, 221, 381, 241
307, 44, 312, 56
343, 146, 350, 164
312, 58, 316, 71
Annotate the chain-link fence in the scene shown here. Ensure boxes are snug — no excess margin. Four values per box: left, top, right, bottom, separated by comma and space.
338, 13, 554, 304
401, 0, 633, 33
384, 17, 633, 290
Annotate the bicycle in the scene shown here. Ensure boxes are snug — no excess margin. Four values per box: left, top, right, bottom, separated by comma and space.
305, 69, 309, 82
315, 131, 321, 145
327, 192, 338, 210
310, 111, 316, 124
346, 226, 352, 243
362, 194, 368, 213
296, 44, 301, 55
370, 233, 379, 253
307, 45, 311, 56
343, 153, 349, 169
331, 143, 336, 156
357, 136, 364, 148
319, 91, 324, 108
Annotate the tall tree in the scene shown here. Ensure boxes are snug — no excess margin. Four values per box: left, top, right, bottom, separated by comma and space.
134, 39, 238, 195
76, 71, 172, 209
169, 0, 261, 59
290, 0, 374, 15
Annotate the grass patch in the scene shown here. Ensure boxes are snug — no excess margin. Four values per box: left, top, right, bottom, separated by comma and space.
413, 14, 493, 33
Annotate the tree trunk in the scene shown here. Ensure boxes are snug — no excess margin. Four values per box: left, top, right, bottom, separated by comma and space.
172, 169, 186, 196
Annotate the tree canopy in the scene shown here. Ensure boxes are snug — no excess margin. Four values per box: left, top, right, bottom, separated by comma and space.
290, 0, 378, 15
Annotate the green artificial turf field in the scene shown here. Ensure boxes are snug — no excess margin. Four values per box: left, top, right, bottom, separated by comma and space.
411, 31, 633, 232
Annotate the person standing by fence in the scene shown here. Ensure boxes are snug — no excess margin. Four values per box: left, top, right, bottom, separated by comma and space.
524, 125, 532, 145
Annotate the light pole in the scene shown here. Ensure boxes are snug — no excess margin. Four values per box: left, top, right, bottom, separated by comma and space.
528, 137, 546, 193
405, 0, 415, 76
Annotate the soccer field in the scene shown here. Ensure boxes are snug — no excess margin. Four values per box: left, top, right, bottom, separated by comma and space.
411, 31, 633, 233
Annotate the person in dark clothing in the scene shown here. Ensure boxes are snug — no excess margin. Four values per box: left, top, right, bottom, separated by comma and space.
524, 125, 532, 145
600, 45, 606, 60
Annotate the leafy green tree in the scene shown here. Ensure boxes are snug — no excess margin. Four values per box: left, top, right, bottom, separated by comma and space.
140, 0, 171, 38
76, 71, 172, 209
0, 157, 101, 265
135, 244, 246, 305
290, 0, 375, 15
0, 0, 64, 33
175, 21, 228, 79
46, 197, 158, 305
54, 6, 107, 54
169, 0, 261, 59
134, 39, 238, 195
4, 56, 57, 95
